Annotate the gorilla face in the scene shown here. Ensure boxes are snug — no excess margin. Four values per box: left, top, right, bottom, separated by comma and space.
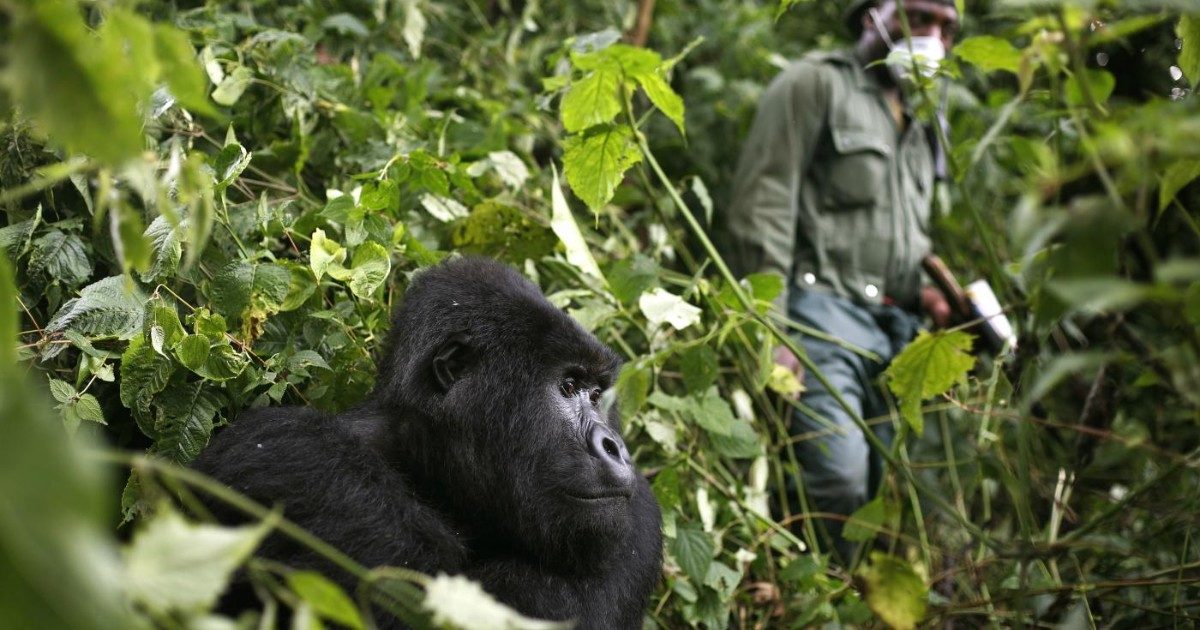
379, 258, 643, 564
473, 320, 636, 562
539, 366, 636, 536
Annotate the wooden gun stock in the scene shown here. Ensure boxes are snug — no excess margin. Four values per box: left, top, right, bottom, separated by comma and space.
922, 254, 971, 320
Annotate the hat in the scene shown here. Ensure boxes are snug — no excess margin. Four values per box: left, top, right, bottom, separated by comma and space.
843, 0, 958, 36
843, 0, 876, 35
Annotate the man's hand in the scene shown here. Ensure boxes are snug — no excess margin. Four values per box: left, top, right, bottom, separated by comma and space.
921, 285, 952, 328
773, 345, 805, 399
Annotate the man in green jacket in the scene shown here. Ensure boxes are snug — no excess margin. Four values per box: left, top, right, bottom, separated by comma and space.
724, 0, 958, 562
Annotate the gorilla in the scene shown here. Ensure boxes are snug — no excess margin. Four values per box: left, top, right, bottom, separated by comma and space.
192, 257, 662, 628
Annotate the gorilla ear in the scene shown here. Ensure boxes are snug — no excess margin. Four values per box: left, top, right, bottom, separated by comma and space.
431, 334, 473, 392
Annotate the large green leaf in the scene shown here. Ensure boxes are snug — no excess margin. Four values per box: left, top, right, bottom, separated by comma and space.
670, 523, 714, 584
288, 571, 365, 630
119, 336, 175, 413
208, 260, 290, 321
346, 241, 391, 299
1159, 160, 1200, 211
140, 216, 184, 283
152, 25, 217, 117
310, 228, 348, 280
7, 0, 143, 163
561, 124, 642, 211
0, 256, 135, 630
152, 380, 222, 462
124, 509, 269, 615
680, 345, 719, 392
560, 64, 622, 133
634, 71, 685, 135
858, 552, 927, 630
143, 300, 186, 355
842, 496, 887, 543
708, 419, 760, 459
954, 35, 1022, 74
29, 230, 92, 286
689, 387, 735, 436
884, 330, 975, 435
46, 276, 147, 340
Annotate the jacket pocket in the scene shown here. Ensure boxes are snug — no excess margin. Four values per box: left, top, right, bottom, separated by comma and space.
824, 126, 891, 210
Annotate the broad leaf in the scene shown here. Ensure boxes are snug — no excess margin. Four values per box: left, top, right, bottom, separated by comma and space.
671, 523, 714, 584
124, 509, 269, 615
288, 572, 365, 630
310, 229, 348, 280
211, 66, 254, 106
843, 496, 887, 542
858, 552, 927, 630
607, 255, 659, 305
153, 24, 217, 117
141, 216, 185, 283
680, 345, 719, 392
29, 230, 92, 286
561, 63, 623, 132
46, 276, 146, 340
688, 387, 735, 436
8, 0, 143, 163
954, 35, 1022, 74
561, 124, 642, 211
708, 419, 760, 459
119, 337, 175, 412
152, 380, 222, 462
885, 330, 975, 435
634, 71, 685, 135
347, 241, 391, 299
209, 261, 290, 321
1159, 160, 1200, 211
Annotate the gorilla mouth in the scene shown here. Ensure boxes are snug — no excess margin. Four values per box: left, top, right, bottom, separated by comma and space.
566, 491, 631, 503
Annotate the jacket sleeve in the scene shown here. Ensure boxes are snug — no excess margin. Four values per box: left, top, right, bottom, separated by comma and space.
725, 60, 830, 311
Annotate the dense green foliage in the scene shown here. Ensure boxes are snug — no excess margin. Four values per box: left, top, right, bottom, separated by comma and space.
3, 0, 1200, 627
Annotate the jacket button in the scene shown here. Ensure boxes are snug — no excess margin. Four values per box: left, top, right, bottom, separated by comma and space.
864, 284, 879, 298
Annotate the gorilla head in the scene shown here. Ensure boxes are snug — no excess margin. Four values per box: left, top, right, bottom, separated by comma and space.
194, 256, 662, 627
375, 257, 639, 567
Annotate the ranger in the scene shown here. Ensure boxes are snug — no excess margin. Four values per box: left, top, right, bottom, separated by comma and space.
723, 0, 959, 562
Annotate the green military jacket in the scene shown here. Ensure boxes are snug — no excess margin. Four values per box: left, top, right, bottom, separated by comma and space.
725, 49, 935, 312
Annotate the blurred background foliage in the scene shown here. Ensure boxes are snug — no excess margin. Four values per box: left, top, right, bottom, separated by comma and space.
2, 0, 1200, 627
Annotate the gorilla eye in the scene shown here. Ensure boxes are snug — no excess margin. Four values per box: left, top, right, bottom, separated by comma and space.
560, 377, 579, 398
589, 388, 601, 406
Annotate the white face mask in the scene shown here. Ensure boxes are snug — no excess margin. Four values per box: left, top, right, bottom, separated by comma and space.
870, 8, 946, 82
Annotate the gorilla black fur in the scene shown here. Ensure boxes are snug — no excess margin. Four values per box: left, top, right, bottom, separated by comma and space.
192, 257, 663, 628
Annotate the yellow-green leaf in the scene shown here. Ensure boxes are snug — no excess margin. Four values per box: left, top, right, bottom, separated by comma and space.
288, 572, 364, 630
954, 35, 1022, 75
310, 229, 348, 281
562, 124, 642, 211
561, 66, 622, 133
859, 552, 927, 630
635, 72, 685, 135
885, 330, 975, 435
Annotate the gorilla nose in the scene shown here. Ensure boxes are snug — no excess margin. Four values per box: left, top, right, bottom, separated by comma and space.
586, 423, 635, 489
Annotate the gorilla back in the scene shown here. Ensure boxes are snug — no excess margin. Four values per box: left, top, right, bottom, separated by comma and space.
192, 257, 663, 628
